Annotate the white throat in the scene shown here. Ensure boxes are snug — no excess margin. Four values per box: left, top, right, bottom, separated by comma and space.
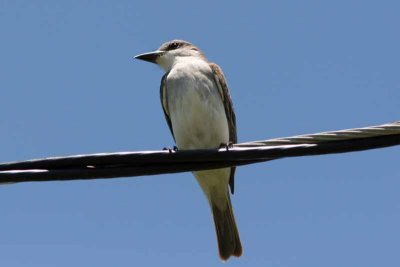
156, 50, 204, 72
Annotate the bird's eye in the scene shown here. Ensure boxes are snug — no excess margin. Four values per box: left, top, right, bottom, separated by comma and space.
169, 42, 180, 50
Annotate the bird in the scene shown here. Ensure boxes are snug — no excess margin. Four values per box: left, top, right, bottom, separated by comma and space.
135, 40, 242, 260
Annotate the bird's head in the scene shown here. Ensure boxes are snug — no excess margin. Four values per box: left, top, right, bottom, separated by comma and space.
134, 40, 203, 71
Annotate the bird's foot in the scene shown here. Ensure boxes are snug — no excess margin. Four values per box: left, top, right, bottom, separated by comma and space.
162, 146, 178, 154
219, 142, 234, 151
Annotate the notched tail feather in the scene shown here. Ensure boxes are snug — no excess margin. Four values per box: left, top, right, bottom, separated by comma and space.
211, 196, 242, 261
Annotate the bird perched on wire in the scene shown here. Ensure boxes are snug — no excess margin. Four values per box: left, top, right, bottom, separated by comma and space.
135, 40, 242, 260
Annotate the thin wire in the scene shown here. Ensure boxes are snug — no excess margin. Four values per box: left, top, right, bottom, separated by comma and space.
238, 121, 400, 146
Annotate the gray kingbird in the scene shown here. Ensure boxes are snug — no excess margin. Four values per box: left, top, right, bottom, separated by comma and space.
135, 40, 242, 260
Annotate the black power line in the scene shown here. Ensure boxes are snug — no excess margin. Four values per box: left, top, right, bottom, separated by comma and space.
0, 121, 399, 184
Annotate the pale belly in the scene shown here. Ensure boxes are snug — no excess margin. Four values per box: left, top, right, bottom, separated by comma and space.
168, 86, 229, 150
165, 62, 231, 207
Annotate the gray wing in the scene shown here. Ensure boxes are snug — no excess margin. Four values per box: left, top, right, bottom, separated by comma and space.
160, 72, 175, 142
209, 63, 237, 194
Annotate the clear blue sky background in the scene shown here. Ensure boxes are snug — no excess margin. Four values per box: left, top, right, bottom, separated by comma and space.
0, 1, 399, 266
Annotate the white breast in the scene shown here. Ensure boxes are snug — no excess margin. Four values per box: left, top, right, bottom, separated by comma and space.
165, 58, 229, 150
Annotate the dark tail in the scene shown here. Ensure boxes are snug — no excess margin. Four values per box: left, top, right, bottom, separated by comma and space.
211, 195, 242, 261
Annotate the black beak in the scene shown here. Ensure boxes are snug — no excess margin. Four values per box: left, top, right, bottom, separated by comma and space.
134, 51, 164, 63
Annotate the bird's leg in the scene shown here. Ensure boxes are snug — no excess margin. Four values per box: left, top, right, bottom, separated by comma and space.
219, 142, 234, 151
162, 146, 178, 154
162, 146, 173, 154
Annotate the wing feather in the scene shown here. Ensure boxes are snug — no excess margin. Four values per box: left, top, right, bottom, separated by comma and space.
209, 63, 237, 194
160, 72, 175, 141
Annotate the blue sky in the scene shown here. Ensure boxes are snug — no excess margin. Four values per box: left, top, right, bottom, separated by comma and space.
0, 1, 399, 266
